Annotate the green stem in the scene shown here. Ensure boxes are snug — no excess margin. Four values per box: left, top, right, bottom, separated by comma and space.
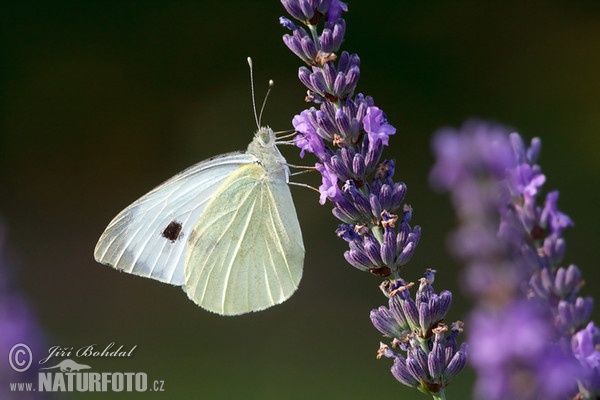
431, 389, 446, 400
307, 24, 320, 51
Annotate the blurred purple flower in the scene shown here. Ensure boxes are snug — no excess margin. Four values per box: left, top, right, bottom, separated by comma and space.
470, 301, 580, 400
0, 221, 49, 399
572, 322, 600, 393
430, 120, 597, 399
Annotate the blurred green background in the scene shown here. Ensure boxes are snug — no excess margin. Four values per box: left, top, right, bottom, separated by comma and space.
2, 1, 600, 399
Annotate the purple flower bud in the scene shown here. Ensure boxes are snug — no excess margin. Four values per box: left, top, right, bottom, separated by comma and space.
396, 240, 416, 267
297, 66, 313, 89
444, 343, 468, 379
308, 68, 327, 95
283, 34, 305, 62
329, 154, 351, 180
351, 153, 365, 179
281, 0, 307, 22
298, 0, 315, 21
380, 228, 397, 266
322, 61, 336, 90
311, 114, 334, 142
315, 0, 333, 14
369, 193, 382, 218
361, 235, 382, 267
334, 108, 352, 139
418, 302, 432, 336
343, 65, 360, 95
564, 264, 583, 293
370, 306, 408, 338
428, 344, 443, 379
364, 136, 384, 171
326, 0, 348, 22
400, 297, 419, 331
332, 198, 363, 223
327, 19, 346, 51
389, 295, 410, 331
300, 35, 318, 61
526, 137, 542, 164
543, 235, 566, 266
332, 73, 347, 98
279, 16, 298, 30
432, 291, 453, 323
342, 180, 372, 219
406, 354, 427, 382
336, 146, 350, 167
391, 356, 419, 387
556, 297, 594, 335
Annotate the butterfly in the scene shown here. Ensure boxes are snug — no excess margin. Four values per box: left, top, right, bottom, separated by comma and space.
94, 126, 305, 315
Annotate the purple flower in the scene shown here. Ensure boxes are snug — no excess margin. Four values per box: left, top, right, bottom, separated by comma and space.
282, 0, 406, 281
363, 106, 396, 146
572, 322, 600, 393
373, 273, 467, 395
541, 190, 573, 236
470, 301, 580, 400
281, 3, 463, 398
572, 322, 600, 369
326, 0, 348, 22
293, 110, 326, 158
316, 163, 342, 204
431, 120, 597, 398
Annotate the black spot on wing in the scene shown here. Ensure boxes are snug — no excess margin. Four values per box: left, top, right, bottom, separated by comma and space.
162, 221, 183, 243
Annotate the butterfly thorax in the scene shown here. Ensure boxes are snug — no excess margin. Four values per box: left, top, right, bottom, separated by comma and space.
247, 126, 289, 182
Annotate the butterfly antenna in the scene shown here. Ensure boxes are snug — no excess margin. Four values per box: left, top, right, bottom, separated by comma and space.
247, 57, 260, 129
258, 79, 274, 127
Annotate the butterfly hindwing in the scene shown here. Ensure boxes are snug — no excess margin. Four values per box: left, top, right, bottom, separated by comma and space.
185, 163, 304, 315
94, 152, 256, 285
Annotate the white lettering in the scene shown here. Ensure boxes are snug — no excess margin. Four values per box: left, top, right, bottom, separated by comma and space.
37, 372, 149, 392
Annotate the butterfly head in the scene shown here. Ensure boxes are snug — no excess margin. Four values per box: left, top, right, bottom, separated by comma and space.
255, 126, 276, 147
247, 126, 288, 180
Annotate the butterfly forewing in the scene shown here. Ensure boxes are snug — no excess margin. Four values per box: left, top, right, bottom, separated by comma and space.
94, 152, 255, 285
185, 163, 304, 315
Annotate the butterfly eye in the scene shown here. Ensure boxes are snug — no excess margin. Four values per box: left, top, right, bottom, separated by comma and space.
257, 128, 274, 146
162, 221, 183, 243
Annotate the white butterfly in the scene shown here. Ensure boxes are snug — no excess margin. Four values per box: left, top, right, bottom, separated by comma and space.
94, 126, 304, 315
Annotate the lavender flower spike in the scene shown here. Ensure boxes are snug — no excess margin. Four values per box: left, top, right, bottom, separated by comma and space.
372, 271, 467, 398
281, 0, 407, 280
431, 120, 597, 399
281, 2, 465, 398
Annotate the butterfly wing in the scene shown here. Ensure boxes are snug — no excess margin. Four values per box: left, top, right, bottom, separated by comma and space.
185, 163, 304, 315
94, 152, 256, 285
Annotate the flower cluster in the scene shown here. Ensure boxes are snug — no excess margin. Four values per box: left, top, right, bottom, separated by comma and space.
372, 270, 468, 398
280, 0, 466, 398
280, 2, 466, 398
430, 120, 598, 399
280, 0, 418, 280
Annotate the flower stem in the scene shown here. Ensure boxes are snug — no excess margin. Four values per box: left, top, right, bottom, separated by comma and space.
432, 389, 446, 400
